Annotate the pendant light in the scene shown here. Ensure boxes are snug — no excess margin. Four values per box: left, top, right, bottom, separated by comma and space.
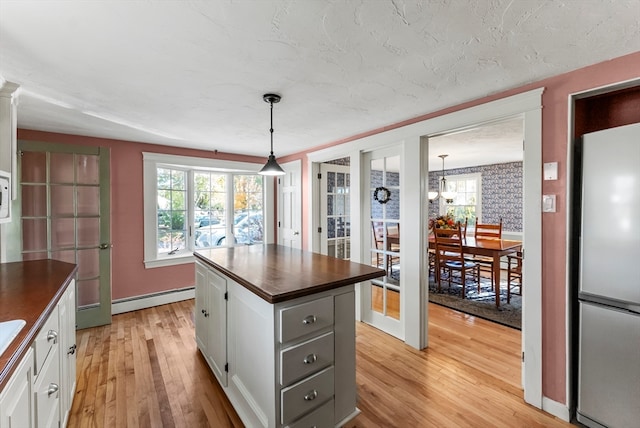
428, 154, 456, 203
258, 93, 286, 176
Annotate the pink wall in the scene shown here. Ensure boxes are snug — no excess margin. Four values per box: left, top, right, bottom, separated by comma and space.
15, 131, 264, 300
14, 51, 640, 406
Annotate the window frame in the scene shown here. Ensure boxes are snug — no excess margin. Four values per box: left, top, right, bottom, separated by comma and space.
143, 152, 274, 268
439, 172, 482, 228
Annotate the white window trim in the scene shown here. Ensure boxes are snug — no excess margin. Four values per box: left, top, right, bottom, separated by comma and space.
142, 152, 272, 269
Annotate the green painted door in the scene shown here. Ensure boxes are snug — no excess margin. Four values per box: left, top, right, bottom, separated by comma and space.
19, 140, 111, 329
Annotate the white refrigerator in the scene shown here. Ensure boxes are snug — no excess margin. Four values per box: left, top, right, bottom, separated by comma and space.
576, 122, 640, 428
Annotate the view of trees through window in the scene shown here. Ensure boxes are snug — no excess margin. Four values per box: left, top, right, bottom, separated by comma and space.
157, 168, 187, 254
443, 175, 479, 226
157, 168, 264, 255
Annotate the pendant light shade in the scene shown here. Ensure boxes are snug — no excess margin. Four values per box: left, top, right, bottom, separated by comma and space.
259, 93, 286, 176
428, 154, 456, 204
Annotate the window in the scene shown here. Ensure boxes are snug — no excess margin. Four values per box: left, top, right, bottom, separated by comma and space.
143, 153, 273, 268
440, 173, 481, 226
157, 167, 188, 255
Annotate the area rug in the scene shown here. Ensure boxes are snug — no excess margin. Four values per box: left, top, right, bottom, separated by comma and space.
428, 276, 522, 330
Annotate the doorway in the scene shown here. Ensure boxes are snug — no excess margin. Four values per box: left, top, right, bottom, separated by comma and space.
319, 161, 351, 259
277, 160, 301, 249
426, 116, 525, 381
19, 140, 112, 329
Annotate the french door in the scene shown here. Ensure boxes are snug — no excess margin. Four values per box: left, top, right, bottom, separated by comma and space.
19, 141, 111, 329
362, 147, 402, 338
319, 163, 350, 259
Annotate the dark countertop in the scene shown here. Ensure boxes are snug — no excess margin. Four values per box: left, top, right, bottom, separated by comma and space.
194, 244, 385, 304
0, 259, 78, 390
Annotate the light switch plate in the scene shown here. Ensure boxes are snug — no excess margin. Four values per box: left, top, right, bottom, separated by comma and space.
542, 194, 556, 212
543, 162, 558, 180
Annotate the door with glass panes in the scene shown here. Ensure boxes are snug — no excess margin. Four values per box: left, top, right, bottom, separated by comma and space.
19, 141, 111, 329
320, 163, 350, 259
362, 147, 402, 338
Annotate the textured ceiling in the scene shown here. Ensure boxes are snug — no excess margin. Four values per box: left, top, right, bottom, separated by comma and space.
1, 0, 638, 168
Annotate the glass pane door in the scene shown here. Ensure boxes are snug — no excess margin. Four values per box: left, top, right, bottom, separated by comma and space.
20, 141, 111, 329
320, 163, 350, 259
362, 148, 402, 338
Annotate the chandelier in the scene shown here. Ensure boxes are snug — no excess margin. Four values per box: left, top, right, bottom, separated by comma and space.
428, 154, 456, 203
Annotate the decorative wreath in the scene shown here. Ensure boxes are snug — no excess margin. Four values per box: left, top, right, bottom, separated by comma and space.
373, 186, 391, 204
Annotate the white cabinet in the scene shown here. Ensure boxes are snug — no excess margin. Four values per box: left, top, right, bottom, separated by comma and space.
33, 305, 60, 428
195, 260, 357, 428
0, 280, 76, 428
0, 348, 34, 427
195, 262, 227, 386
58, 281, 77, 427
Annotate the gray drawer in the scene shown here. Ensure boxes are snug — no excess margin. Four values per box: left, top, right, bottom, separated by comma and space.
280, 332, 334, 386
285, 398, 334, 428
281, 366, 334, 425
279, 297, 333, 344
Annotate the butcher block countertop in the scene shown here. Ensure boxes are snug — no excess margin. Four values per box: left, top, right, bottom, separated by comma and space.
0, 259, 77, 390
194, 244, 385, 304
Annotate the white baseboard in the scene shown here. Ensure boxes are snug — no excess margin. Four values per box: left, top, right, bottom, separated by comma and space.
112, 286, 195, 315
542, 396, 570, 422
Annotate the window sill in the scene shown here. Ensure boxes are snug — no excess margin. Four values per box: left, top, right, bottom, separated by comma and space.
144, 254, 195, 269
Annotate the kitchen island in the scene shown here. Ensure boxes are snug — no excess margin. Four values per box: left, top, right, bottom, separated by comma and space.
194, 244, 385, 428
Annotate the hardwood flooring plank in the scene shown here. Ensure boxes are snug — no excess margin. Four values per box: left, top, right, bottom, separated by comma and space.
146, 337, 176, 427
68, 299, 571, 428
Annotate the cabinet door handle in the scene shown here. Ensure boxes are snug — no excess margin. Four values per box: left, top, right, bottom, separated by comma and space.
47, 330, 58, 344
47, 383, 59, 397
304, 389, 318, 401
302, 315, 317, 325
68, 344, 77, 355
303, 353, 317, 364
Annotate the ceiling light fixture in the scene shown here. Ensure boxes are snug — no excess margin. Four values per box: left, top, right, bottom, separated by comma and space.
258, 93, 286, 176
428, 154, 456, 204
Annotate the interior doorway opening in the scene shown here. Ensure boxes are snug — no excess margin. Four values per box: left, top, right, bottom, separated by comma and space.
426, 116, 525, 387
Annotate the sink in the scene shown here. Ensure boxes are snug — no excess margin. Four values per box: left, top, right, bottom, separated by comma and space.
0, 319, 26, 358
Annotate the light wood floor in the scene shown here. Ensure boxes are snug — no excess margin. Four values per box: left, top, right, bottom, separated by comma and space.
69, 299, 571, 427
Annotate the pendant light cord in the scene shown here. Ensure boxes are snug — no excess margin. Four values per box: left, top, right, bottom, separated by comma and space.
269, 100, 274, 156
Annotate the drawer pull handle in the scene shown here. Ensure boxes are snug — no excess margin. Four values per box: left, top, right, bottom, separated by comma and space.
47, 383, 59, 397
303, 389, 318, 401
47, 330, 58, 344
68, 344, 77, 355
303, 354, 317, 364
302, 315, 317, 325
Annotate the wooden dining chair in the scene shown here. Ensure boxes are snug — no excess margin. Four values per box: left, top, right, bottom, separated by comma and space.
474, 218, 503, 239
433, 226, 480, 299
387, 222, 400, 272
472, 218, 503, 288
506, 250, 523, 303
371, 221, 399, 274
458, 217, 468, 239
371, 221, 385, 268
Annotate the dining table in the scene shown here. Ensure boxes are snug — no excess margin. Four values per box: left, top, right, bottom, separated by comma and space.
429, 235, 523, 307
